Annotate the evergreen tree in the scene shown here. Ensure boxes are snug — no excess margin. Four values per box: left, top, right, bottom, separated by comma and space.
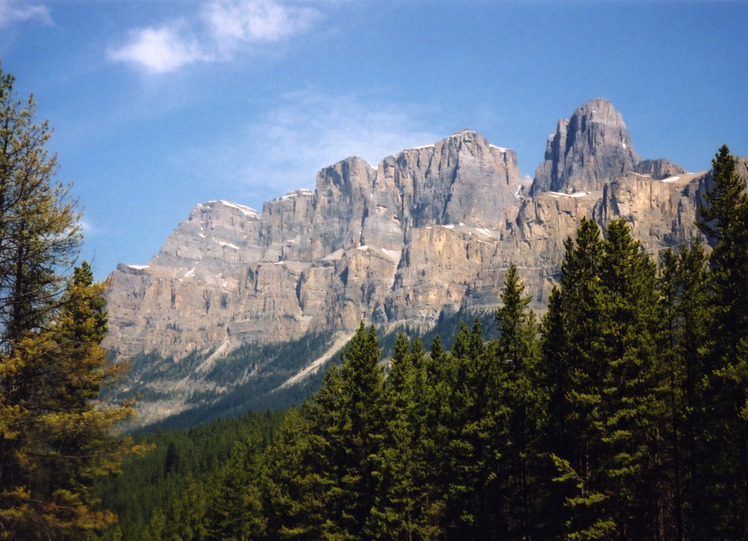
0, 262, 137, 539
0, 65, 136, 539
491, 265, 540, 539
369, 335, 440, 540
595, 218, 666, 538
697, 145, 748, 537
536, 217, 609, 539
263, 407, 322, 539
659, 242, 711, 538
0, 67, 80, 349
337, 323, 385, 539
204, 431, 266, 540
293, 323, 384, 540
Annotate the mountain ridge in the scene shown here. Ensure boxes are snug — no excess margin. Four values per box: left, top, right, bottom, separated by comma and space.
103, 98, 744, 425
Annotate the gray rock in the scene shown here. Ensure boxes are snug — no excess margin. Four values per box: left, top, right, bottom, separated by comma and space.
103, 100, 746, 425
532, 98, 641, 194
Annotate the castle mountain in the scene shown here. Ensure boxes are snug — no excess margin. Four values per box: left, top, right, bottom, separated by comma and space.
104, 98, 743, 425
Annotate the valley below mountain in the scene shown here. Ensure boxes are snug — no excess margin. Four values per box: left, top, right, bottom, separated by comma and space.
103, 98, 746, 427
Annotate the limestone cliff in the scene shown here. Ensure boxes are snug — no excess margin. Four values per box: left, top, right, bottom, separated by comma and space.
103, 99, 746, 425
105, 129, 525, 360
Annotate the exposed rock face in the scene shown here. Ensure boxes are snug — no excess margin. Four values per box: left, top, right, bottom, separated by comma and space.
532, 98, 641, 194
105, 129, 524, 359
104, 99, 747, 424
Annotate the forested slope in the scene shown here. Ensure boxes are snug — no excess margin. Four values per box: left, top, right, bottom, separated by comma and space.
98, 146, 748, 540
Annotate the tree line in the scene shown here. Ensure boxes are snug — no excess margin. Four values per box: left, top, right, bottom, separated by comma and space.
1, 60, 746, 539
110, 146, 748, 540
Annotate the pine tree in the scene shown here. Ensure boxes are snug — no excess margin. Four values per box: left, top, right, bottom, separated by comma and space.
0, 65, 136, 540
337, 323, 385, 539
0, 67, 80, 350
263, 407, 322, 539
293, 323, 384, 540
0, 262, 138, 539
369, 334, 440, 540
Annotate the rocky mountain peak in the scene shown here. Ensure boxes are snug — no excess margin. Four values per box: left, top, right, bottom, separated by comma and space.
103, 99, 740, 425
532, 98, 641, 194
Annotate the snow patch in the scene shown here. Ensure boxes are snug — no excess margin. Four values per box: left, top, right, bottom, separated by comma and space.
412, 144, 435, 150
549, 191, 590, 198
475, 228, 492, 236
280, 189, 314, 200
214, 200, 259, 217
381, 248, 401, 262
184, 267, 195, 278
127, 264, 149, 270
357, 245, 369, 251
217, 240, 240, 250
662, 176, 681, 183
490, 144, 508, 153
442, 224, 455, 229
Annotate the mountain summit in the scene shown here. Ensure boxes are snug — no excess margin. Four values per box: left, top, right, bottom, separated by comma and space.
103, 98, 736, 425
532, 98, 640, 194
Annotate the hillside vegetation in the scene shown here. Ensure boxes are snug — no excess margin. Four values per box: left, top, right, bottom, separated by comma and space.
97, 146, 748, 540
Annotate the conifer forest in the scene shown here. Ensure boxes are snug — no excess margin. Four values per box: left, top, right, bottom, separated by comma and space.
1, 61, 747, 539
99, 146, 748, 540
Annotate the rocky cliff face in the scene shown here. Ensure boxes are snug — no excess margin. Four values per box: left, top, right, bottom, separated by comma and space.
103, 99, 745, 424
105, 129, 525, 360
532, 98, 641, 194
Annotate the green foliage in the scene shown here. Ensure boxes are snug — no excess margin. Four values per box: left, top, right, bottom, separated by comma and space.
93, 147, 748, 541
696, 144, 748, 538
0, 65, 136, 540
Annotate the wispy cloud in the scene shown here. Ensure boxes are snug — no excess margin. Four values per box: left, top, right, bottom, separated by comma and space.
203, 0, 320, 56
109, 21, 209, 74
179, 91, 443, 201
108, 0, 322, 73
0, 0, 52, 28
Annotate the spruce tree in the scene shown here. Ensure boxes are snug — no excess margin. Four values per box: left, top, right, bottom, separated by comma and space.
491, 265, 540, 539
537, 217, 610, 539
596, 218, 665, 538
659, 242, 711, 538
697, 145, 748, 537
295, 323, 384, 540
263, 407, 321, 539
204, 431, 266, 540
369, 335, 440, 540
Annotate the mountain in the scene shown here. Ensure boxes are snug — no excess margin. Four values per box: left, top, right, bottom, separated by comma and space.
103, 98, 740, 426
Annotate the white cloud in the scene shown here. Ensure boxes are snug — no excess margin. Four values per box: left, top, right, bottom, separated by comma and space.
109, 0, 322, 73
0, 0, 52, 28
183, 91, 443, 201
109, 22, 209, 74
204, 0, 321, 54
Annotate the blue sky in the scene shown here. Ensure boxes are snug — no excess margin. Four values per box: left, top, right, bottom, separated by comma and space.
1, 0, 747, 279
